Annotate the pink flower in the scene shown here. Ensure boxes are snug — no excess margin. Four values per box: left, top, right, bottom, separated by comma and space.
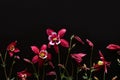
106, 44, 120, 50
7, 41, 20, 57
17, 70, 31, 80
31, 44, 51, 66
46, 71, 56, 76
86, 39, 94, 47
93, 51, 110, 73
46, 28, 69, 53
70, 53, 86, 64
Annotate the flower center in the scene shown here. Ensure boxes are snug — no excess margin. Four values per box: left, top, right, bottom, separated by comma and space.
21, 74, 27, 78
48, 32, 61, 45
9, 45, 15, 51
98, 61, 104, 65
39, 50, 48, 59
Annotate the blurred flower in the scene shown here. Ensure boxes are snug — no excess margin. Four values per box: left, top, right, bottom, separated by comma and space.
46, 28, 69, 53
17, 70, 31, 80
112, 76, 118, 80
70, 53, 86, 64
93, 51, 110, 73
106, 44, 120, 50
31, 44, 51, 66
46, 71, 56, 76
86, 39, 94, 47
7, 41, 20, 57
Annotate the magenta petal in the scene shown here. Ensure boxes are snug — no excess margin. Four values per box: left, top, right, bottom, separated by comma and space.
47, 53, 52, 60
14, 48, 20, 53
9, 52, 14, 57
46, 71, 56, 76
40, 44, 47, 50
54, 45, 59, 53
106, 44, 120, 50
86, 39, 94, 47
31, 46, 39, 54
58, 28, 66, 38
32, 55, 39, 63
60, 39, 69, 48
99, 51, 105, 61
46, 28, 54, 35
38, 58, 44, 67
74, 36, 84, 44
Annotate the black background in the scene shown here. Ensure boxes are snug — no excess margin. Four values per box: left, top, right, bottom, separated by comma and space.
0, 0, 120, 80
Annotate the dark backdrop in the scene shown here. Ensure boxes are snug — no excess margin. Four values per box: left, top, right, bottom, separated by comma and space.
0, 0, 120, 80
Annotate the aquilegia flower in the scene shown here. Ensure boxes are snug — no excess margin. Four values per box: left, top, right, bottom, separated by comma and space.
31, 44, 51, 66
46, 28, 69, 53
70, 53, 86, 64
93, 51, 110, 73
17, 70, 31, 80
106, 44, 120, 50
7, 41, 20, 57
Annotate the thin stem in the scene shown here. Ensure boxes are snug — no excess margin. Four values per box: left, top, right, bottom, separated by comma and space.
42, 65, 45, 80
0, 52, 8, 80
89, 47, 93, 80
31, 63, 39, 80
65, 37, 73, 68
4, 50, 8, 62
103, 71, 106, 80
9, 60, 15, 79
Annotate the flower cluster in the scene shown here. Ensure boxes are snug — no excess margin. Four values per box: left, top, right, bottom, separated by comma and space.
0, 28, 119, 80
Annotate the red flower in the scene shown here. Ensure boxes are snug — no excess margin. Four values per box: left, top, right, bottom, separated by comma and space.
31, 44, 51, 66
46, 28, 69, 53
17, 70, 31, 80
106, 44, 120, 50
7, 41, 20, 57
93, 51, 110, 73
70, 53, 86, 64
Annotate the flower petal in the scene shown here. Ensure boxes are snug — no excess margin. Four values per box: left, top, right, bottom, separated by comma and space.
40, 44, 47, 50
74, 36, 84, 44
54, 45, 59, 53
9, 52, 14, 57
14, 48, 20, 53
106, 44, 120, 50
46, 71, 56, 76
86, 39, 94, 47
47, 53, 52, 60
60, 39, 69, 48
46, 28, 54, 35
31, 46, 39, 54
32, 55, 39, 63
38, 58, 44, 67
58, 28, 66, 38
99, 51, 105, 61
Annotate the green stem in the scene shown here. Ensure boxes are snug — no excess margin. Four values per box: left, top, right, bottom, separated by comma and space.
4, 50, 8, 62
89, 47, 93, 80
103, 71, 106, 80
65, 37, 73, 68
9, 60, 15, 79
42, 65, 45, 80
31, 63, 39, 80
0, 53, 8, 80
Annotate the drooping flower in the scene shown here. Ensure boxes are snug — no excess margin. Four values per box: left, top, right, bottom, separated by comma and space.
93, 51, 110, 73
31, 44, 51, 66
46, 28, 69, 53
7, 41, 20, 57
74, 35, 84, 44
106, 44, 120, 50
70, 53, 86, 64
17, 70, 31, 80
86, 39, 94, 47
